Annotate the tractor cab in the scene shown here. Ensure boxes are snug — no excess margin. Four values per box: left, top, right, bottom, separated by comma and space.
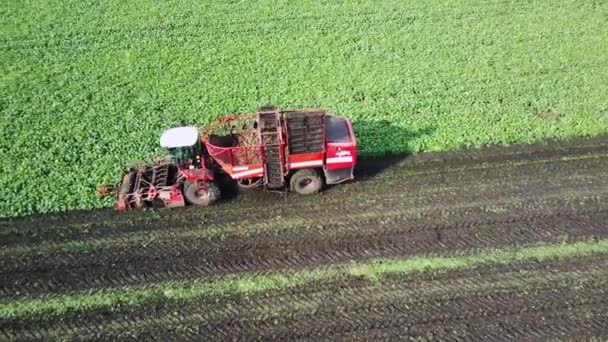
159, 126, 205, 169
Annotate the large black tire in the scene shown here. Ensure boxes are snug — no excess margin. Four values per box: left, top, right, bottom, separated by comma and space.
290, 169, 323, 195
184, 181, 220, 206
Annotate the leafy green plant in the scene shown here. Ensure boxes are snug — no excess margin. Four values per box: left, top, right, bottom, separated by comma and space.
1, 0, 607, 217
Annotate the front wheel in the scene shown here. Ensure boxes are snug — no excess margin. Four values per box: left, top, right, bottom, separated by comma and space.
290, 169, 323, 195
184, 181, 220, 206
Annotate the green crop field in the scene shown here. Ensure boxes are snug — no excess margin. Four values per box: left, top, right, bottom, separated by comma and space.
1, 0, 607, 217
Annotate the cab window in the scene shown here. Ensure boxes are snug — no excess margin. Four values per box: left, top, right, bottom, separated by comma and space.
326, 116, 351, 143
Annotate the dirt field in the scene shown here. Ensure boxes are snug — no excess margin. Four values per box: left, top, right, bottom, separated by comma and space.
2, 137, 608, 340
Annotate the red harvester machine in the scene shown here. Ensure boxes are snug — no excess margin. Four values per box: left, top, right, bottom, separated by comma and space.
98, 107, 357, 210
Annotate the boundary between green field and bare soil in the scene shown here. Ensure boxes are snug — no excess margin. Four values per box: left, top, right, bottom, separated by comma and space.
1, 238, 607, 321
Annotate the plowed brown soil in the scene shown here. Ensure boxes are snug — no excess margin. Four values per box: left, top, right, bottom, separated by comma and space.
1, 136, 608, 340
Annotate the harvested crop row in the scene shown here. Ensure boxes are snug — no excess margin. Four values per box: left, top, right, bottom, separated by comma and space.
3, 238, 608, 320
2, 193, 607, 299
3, 178, 606, 253
3, 142, 607, 245
2, 142, 607, 301
2, 242, 607, 340
1, 138, 607, 340
2, 136, 606, 237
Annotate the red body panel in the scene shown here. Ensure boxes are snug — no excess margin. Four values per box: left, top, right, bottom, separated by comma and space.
325, 114, 357, 171
230, 164, 264, 179
203, 109, 357, 184
325, 143, 357, 170
181, 167, 214, 181
288, 152, 325, 169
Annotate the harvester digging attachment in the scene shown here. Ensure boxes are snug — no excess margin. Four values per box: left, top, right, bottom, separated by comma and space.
98, 161, 184, 210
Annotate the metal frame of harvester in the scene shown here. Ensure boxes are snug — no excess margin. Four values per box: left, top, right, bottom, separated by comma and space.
98, 107, 357, 210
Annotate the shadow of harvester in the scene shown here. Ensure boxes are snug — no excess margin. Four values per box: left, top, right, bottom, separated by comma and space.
352, 120, 435, 180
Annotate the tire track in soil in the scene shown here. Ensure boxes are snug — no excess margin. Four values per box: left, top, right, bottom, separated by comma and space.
227, 285, 608, 341
2, 155, 607, 264
2, 179, 606, 260
0, 158, 608, 247
3, 162, 607, 248
2, 136, 606, 236
192, 276, 608, 341
335, 306, 608, 342
5, 256, 605, 341
1, 137, 608, 340
4, 186, 605, 271
2, 196, 607, 299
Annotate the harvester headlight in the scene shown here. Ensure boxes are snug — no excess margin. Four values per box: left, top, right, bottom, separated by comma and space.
189, 165, 195, 169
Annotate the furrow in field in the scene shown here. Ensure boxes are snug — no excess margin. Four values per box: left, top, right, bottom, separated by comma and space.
213, 278, 608, 340
2, 171, 606, 250
0, 152, 608, 247
6, 256, 604, 341
1, 192, 607, 299
0, 139, 608, 235
335, 303, 608, 342
0, 138, 607, 340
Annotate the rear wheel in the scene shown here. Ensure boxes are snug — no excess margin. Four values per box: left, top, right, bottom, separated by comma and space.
290, 169, 323, 195
184, 181, 220, 206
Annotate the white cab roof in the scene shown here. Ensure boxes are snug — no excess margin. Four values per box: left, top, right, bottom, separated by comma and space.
160, 126, 199, 148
